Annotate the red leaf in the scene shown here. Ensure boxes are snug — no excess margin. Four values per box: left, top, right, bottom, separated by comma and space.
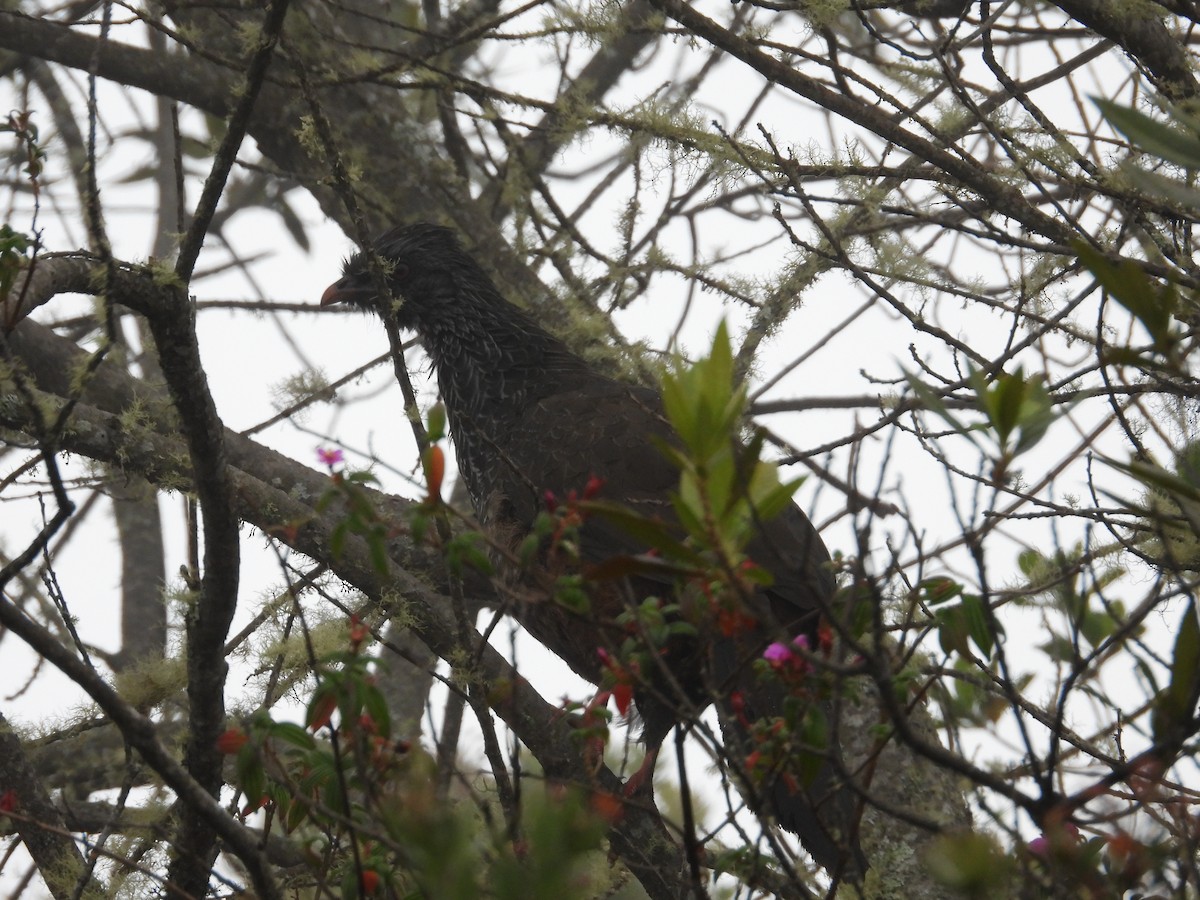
239, 795, 270, 817
307, 691, 337, 732
613, 683, 633, 717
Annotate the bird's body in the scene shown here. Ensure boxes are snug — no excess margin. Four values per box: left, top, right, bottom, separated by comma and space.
322, 223, 864, 877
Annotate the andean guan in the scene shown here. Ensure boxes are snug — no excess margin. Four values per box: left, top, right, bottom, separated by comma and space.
321, 222, 866, 876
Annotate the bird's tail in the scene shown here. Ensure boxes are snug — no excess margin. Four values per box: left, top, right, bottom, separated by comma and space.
714, 640, 868, 879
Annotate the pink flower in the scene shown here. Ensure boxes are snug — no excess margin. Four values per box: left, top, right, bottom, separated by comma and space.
763, 634, 813, 675
1029, 822, 1081, 858
763, 642, 793, 663
317, 447, 345, 468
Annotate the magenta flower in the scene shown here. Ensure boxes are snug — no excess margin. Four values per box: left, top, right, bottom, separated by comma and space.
763, 634, 813, 675
317, 447, 345, 469
763, 642, 793, 663
1029, 822, 1081, 858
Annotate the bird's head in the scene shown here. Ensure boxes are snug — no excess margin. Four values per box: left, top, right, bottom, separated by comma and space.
321, 222, 584, 382
320, 222, 477, 329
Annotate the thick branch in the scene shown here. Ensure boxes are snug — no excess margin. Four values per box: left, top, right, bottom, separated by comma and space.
1051, 0, 1198, 100
0, 377, 694, 900
0, 712, 104, 900
0, 596, 281, 899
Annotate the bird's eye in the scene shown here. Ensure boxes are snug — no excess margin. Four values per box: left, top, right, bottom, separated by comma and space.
391, 262, 411, 282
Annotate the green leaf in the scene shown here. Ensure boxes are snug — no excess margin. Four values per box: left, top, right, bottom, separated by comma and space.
362, 682, 392, 738
1013, 374, 1056, 454
1094, 97, 1200, 168
1106, 456, 1200, 505
1039, 634, 1078, 664
0, 224, 31, 302
935, 596, 999, 660
516, 532, 540, 566
706, 446, 737, 523
1075, 241, 1177, 351
659, 365, 691, 447
411, 509, 430, 544
925, 832, 1012, 892
1122, 163, 1200, 212
978, 366, 1023, 449
116, 163, 161, 185
661, 320, 745, 461
936, 604, 970, 657
1099, 345, 1156, 369
235, 746, 266, 806
797, 705, 829, 785
672, 471, 709, 539
445, 532, 494, 576
1079, 609, 1118, 648
581, 500, 693, 561
282, 792, 309, 832
962, 593, 997, 659
276, 194, 311, 252
964, 366, 1057, 457
584, 553, 698, 582
426, 402, 447, 443
749, 467, 803, 524
1153, 598, 1200, 742
667, 620, 699, 638
920, 576, 963, 606
367, 532, 390, 575
268, 721, 317, 750
329, 521, 348, 560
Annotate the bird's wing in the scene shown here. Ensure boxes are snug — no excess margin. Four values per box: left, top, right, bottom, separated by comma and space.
480, 375, 833, 624
486, 377, 681, 559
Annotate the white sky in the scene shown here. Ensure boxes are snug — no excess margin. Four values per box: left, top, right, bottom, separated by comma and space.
0, 3, 1189, 892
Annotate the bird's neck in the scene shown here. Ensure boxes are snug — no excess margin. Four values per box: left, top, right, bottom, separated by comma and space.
421, 304, 587, 422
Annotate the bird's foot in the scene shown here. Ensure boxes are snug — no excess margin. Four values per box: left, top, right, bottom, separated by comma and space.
622, 745, 659, 800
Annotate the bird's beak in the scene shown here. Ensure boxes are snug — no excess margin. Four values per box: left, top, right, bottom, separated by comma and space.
320, 276, 375, 307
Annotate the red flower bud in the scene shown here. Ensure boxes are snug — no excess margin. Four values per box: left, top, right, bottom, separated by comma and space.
613, 683, 633, 717
591, 791, 624, 823
359, 869, 380, 894
215, 728, 249, 755
423, 444, 445, 499
349, 615, 369, 649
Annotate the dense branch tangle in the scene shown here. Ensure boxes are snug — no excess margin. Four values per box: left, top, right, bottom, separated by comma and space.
1, 0, 1199, 896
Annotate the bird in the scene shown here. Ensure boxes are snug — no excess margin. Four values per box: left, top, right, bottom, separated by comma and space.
320, 222, 866, 877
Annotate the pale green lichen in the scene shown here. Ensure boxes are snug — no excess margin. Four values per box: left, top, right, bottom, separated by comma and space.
798, 0, 853, 30
113, 656, 188, 710
270, 368, 333, 419
146, 258, 184, 290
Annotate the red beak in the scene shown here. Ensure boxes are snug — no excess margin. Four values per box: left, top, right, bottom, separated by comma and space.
320, 282, 346, 306
321, 276, 379, 307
